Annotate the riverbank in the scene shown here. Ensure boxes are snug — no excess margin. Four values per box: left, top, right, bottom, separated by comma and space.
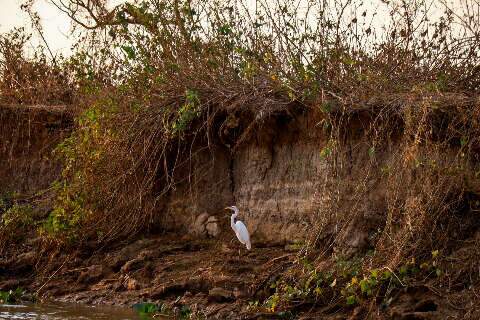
0, 102, 479, 318
1, 233, 295, 318
2, 231, 478, 319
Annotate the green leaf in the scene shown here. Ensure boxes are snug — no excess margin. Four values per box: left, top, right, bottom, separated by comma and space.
320, 102, 332, 113
359, 279, 369, 293
132, 302, 159, 314
185, 89, 200, 104
382, 271, 392, 279
346, 295, 356, 305
180, 305, 191, 319
121, 45, 136, 59
219, 24, 232, 35
320, 146, 332, 158
342, 56, 355, 66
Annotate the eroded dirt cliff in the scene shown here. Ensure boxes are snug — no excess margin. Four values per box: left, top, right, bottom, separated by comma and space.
162, 112, 327, 245
0, 104, 72, 195
1, 104, 479, 319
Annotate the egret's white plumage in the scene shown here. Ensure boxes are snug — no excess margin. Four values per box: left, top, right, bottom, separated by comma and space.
226, 206, 251, 250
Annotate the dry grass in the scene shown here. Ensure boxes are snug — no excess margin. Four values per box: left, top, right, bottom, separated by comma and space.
0, 28, 74, 105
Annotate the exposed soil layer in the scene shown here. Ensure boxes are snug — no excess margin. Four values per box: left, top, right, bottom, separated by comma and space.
0, 105, 73, 194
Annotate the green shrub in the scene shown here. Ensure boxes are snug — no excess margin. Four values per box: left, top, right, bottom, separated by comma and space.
0, 288, 24, 304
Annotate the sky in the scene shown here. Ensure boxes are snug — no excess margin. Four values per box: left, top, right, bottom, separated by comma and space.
0, 0, 467, 57
0, 0, 390, 56
0, 0, 73, 55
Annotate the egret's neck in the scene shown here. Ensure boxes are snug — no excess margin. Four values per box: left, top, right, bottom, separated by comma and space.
230, 212, 238, 229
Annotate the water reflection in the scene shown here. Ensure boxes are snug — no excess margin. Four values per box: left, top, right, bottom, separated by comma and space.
0, 302, 142, 319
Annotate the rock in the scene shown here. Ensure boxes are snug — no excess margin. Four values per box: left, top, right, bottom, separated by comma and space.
206, 216, 218, 223
191, 213, 209, 236
77, 265, 104, 284
208, 287, 234, 302
90, 280, 113, 291
106, 239, 155, 270
126, 278, 139, 291
150, 278, 207, 299
138, 249, 159, 260
150, 283, 186, 299
0, 279, 19, 291
91, 279, 115, 291
206, 216, 220, 237
17, 251, 36, 264
120, 258, 144, 273
233, 287, 248, 299
113, 281, 124, 292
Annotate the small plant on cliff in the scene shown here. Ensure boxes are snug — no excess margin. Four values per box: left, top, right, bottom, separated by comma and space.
0, 27, 74, 105
132, 302, 196, 319
133, 302, 165, 318
0, 203, 36, 246
172, 89, 201, 134
0, 288, 24, 304
1, 204, 34, 227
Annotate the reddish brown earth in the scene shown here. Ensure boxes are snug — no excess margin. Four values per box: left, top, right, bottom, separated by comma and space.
0, 234, 296, 319
1, 233, 478, 319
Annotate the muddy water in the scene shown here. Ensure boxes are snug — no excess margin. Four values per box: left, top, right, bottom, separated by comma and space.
0, 302, 143, 319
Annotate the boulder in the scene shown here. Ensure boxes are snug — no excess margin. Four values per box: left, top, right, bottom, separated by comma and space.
126, 278, 139, 291
77, 265, 104, 284
206, 216, 220, 237
191, 213, 209, 236
0, 279, 19, 291
208, 287, 234, 302
120, 258, 144, 273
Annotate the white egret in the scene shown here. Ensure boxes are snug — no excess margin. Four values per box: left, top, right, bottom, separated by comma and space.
225, 206, 251, 250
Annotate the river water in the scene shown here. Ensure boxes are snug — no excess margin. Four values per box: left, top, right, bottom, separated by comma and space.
0, 302, 143, 319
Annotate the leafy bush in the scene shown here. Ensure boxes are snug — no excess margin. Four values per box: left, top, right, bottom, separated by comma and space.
261, 251, 444, 312
0, 202, 36, 247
